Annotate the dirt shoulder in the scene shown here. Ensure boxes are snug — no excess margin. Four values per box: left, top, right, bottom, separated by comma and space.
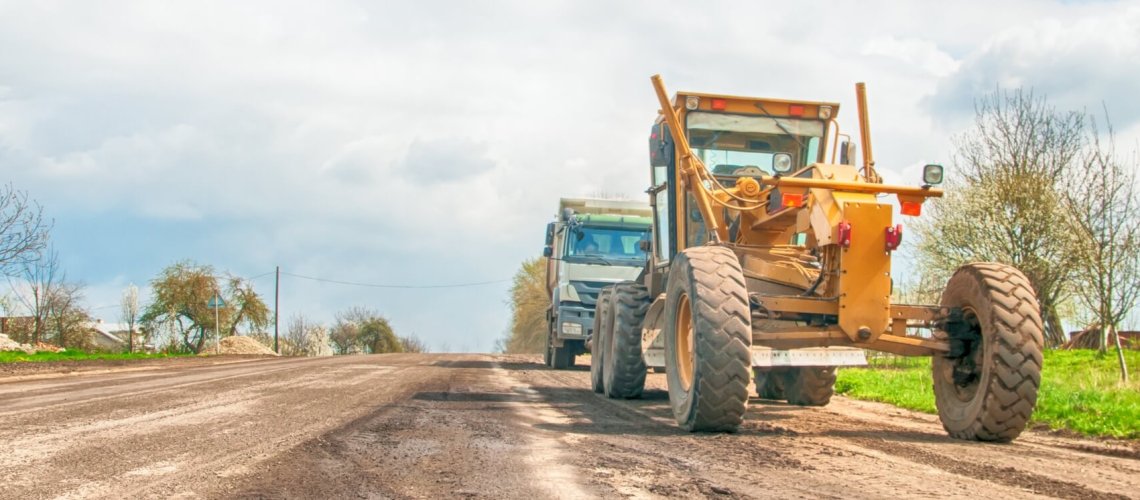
0, 354, 275, 382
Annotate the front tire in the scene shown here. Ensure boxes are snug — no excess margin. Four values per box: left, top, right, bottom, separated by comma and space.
933, 263, 1044, 442
604, 283, 650, 399
664, 246, 752, 432
591, 289, 613, 393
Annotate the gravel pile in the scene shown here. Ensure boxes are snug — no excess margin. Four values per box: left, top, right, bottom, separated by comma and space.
202, 336, 279, 356
0, 334, 35, 354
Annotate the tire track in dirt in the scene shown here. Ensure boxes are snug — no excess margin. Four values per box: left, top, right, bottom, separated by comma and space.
510, 355, 1139, 499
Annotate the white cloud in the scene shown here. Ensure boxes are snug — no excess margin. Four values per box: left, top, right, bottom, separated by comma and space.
862, 36, 960, 77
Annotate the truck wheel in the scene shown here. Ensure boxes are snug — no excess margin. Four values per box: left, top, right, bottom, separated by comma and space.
783, 367, 836, 406
551, 343, 573, 369
604, 283, 650, 399
754, 369, 786, 400
591, 289, 613, 393
664, 246, 752, 432
934, 263, 1044, 442
543, 329, 553, 367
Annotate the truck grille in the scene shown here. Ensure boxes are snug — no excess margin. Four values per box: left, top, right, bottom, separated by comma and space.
569, 280, 611, 307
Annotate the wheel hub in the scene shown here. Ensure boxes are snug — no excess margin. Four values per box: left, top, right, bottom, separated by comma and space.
675, 293, 695, 391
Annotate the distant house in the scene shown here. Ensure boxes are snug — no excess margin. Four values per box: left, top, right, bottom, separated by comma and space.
88, 319, 149, 352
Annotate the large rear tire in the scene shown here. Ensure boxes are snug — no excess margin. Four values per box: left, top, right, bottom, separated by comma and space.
783, 367, 836, 406
591, 289, 613, 393
604, 283, 650, 399
754, 369, 786, 400
933, 263, 1044, 442
664, 246, 752, 432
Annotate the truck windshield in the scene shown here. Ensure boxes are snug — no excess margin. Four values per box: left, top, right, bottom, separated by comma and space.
566, 226, 649, 262
686, 111, 824, 176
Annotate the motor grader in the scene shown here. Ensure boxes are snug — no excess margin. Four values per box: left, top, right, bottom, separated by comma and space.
589, 75, 1044, 441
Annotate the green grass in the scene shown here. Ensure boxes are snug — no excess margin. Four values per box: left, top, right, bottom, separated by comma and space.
835, 349, 1140, 439
0, 350, 191, 363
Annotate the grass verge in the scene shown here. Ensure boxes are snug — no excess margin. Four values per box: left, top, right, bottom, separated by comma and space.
0, 350, 191, 364
834, 349, 1140, 439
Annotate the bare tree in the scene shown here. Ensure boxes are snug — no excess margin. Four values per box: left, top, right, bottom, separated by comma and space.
915, 88, 1085, 346
282, 314, 329, 356
121, 284, 140, 352
0, 184, 51, 277
46, 282, 92, 350
7, 249, 91, 349
10, 249, 63, 344
399, 334, 430, 353
1064, 114, 1139, 381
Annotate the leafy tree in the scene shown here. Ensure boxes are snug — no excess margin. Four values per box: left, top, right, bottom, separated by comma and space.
0, 183, 51, 277
914, 88, 1084, 346
1063, 115, 1140, 381
329, 306, 403, 355
140, 261, 271, 354
501, 257, 548, 354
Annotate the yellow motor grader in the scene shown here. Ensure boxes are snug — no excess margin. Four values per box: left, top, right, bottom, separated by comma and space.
589, 75, 1044, 441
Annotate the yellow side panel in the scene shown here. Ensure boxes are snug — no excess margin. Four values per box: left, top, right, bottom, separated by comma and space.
837, 201, 892, 341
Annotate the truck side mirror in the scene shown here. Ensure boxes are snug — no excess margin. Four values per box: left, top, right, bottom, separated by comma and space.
545, 222, 555, 246
543, 246, 553, 258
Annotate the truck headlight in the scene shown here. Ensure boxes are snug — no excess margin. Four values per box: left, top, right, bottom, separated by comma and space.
561, 322, 582, 336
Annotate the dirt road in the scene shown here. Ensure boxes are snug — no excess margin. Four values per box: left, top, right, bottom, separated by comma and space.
1, 354, 1137, 499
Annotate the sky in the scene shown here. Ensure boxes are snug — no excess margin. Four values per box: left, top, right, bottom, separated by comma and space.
2, 1, 1139, 351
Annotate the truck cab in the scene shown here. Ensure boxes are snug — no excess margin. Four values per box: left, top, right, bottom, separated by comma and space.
543, 198, 652, 369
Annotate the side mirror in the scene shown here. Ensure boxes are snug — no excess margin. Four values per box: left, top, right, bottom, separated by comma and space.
922, 164, 944, 186
840, 141, 856, 166
638, 240, 651, 252
544, 222, 555, 246
772, 153, 793, 174
543, 246, 553, 258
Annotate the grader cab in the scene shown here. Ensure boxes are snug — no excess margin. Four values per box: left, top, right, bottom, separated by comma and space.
589, 75, 1044, 441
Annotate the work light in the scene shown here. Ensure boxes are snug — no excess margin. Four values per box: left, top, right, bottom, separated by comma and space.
922, 164, 944, 186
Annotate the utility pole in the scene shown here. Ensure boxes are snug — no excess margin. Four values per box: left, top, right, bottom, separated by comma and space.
274, 266, 280, 354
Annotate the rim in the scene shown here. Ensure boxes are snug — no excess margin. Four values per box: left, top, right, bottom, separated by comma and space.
675, 292, 695, 391
938, 306, 984, 402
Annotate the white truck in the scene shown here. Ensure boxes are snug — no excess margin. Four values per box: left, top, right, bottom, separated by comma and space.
543, 198, 653, 369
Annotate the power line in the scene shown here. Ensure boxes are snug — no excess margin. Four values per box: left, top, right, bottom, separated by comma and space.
279, 271, 509, 289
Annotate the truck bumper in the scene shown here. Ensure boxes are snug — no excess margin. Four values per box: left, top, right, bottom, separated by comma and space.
555, 305, 593, 341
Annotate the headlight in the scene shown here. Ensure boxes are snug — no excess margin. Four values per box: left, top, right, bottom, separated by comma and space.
685, 96, 700, 110
922, 164, 944, 185
773, 153, 794, 174
561, 322, 582, 336
819, 106, 833, 120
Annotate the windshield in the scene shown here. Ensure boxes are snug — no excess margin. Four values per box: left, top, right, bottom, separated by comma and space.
565, 225, 649, 262
686, 112, 824, 176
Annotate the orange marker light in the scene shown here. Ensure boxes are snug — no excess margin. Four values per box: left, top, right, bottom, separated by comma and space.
789, 104, 805, 116
781, 192, 805, 208
711, 98, 727, 110
900, 201, 922, 216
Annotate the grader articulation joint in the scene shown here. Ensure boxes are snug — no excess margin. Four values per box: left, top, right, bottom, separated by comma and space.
589, 74, 1044, 442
